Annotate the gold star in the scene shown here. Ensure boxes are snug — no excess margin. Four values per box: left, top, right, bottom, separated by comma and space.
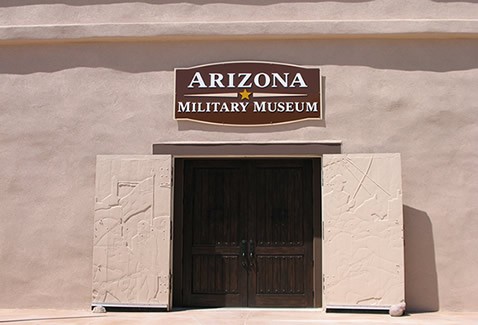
239, 89, 252, 100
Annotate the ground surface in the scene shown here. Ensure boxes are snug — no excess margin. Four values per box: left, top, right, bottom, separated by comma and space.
1, 308, 478, 324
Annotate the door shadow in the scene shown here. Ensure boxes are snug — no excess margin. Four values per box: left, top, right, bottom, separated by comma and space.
403, 205, 439, 312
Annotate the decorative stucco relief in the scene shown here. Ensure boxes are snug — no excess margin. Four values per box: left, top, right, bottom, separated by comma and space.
323, 154, 404, 308
92, 156, 171, 306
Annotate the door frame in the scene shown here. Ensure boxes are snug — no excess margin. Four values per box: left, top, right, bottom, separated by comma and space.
154, 140, 341, 308
171, 156, 323, 308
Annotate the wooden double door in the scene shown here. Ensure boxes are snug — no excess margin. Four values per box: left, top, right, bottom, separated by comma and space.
181, 159, 314, 307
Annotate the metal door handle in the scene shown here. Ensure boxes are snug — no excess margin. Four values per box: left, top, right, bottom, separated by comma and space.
248, 240, 255, 268
240, 240, 248, 269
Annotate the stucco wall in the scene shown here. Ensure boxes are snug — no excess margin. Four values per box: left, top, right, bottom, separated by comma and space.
1, 0, 478, 25
0, 0, 477, 313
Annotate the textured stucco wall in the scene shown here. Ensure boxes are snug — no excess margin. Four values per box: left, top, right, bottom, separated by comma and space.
1, 38, 477, 312
0, 0, 477, 313
1, 0, 478, 25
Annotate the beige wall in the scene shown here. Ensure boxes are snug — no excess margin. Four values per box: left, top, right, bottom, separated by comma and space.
1, 0, 478, 25
0, 1, 477, 312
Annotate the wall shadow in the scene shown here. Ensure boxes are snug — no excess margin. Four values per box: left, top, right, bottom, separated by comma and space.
1, 39, 476, 75
403, 205, 439, 312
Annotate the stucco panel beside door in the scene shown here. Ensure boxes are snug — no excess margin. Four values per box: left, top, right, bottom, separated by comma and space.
323, 153, 404, 308
92, 155, 172, 307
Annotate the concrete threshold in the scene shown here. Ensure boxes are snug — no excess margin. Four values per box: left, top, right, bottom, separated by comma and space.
1, 308, 478, 324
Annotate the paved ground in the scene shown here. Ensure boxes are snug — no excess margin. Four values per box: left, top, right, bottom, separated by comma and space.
1, 308, 478, 324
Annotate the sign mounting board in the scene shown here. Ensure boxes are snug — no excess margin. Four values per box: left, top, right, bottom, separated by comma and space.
175, 62, 321, 126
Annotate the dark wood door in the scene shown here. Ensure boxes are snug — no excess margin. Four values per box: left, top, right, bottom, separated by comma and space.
182, 160, 248, 306
182, 159, 313, 307
247, 160, 313, 307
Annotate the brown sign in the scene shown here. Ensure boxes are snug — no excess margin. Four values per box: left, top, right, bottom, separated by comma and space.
175, 62, 321, 125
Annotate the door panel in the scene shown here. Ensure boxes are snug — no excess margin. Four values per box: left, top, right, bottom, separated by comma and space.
191, 255, 240, 294
254, 165, 304, 246
182, 159, 313, 307
92, 155, 172, 308
249, 160, 313, 307
255, 255, 304, 294
183, 160, 248, 306
322, 154, 404, 309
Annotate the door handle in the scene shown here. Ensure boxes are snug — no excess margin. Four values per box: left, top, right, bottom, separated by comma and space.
248, 239, 255, 268
240, 240, 248, 269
